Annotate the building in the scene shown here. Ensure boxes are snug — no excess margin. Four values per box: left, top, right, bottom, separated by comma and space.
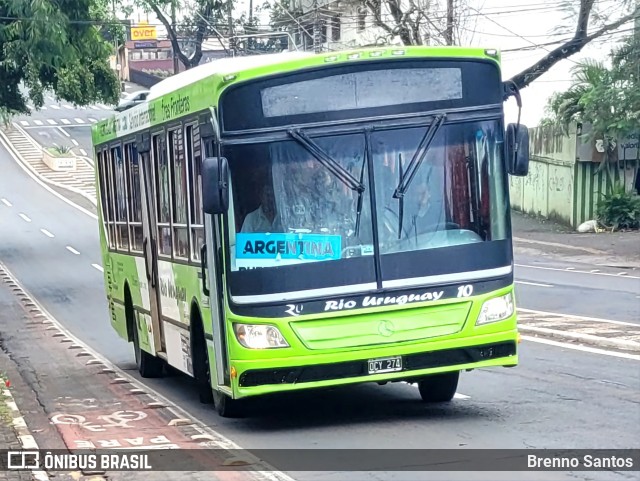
289, 0, 396, 51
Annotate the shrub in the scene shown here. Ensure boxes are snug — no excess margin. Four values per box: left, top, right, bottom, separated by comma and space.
596, 184, 640, 230
49, 145, 73, 156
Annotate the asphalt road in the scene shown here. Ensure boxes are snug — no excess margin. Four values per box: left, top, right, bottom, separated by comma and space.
0, 139, 639, 480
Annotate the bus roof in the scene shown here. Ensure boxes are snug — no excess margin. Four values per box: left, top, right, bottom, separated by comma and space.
93, 46, 500, 146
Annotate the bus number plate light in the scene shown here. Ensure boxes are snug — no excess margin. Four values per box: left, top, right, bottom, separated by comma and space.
368, 356, 402, 375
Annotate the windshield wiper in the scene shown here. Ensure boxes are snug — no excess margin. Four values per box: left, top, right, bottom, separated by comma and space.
392, 114, 446, 238
288, 129, 365, 193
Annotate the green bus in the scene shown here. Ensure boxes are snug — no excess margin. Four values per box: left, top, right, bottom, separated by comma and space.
92, 46, 529, 417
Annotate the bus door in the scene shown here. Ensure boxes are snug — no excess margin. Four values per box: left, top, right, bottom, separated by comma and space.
201, 132, 230, 388
136, 133, 165, 355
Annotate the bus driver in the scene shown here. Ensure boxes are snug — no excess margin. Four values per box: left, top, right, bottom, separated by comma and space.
240, 182, 282, 233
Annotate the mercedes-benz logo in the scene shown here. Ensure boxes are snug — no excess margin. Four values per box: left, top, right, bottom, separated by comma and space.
378, 320, 395, 337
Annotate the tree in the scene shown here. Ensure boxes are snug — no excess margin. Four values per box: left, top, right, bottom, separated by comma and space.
278, 0, 638, 90
0, 0, 120, 115
543, 34, 640, 189
140, 0, 232, 69
509, 0, 639, 90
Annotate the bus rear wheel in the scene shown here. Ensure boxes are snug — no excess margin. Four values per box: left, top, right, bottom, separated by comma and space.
417, 371, 459, 403
213, 390, 244, 418
132, 317, 164, 378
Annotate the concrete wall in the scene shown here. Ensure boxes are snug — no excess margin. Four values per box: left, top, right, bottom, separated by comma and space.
509, 124, 577, 225
510, 123, 640, 228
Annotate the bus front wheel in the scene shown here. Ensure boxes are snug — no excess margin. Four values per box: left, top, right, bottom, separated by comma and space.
213, 391, 244, 418
417, 371, 459, 403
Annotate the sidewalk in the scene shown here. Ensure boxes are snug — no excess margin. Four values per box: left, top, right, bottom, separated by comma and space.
511, 210, 640, 269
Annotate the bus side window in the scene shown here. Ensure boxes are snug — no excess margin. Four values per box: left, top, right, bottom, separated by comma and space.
111, 144, 129, 252
102, 148, 117, 249
97, 150, 112, 248
152, 132, 172, 257
125, 142, 143, 252
168, 127, 189, 259
187, 124, 205, 261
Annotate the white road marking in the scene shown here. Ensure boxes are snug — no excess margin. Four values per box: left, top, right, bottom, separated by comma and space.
515, 280, 553, 288
61, 118, 71, 124
63, 105, 73, 109
46, 119, 57, 125
515, 263, 640, 280
66, 246, 80, 255
40, 229, 54, 238
19, 213, 31, 222
618, 272, 628, 276
79, 149, 87, 156
51, 105, 60, 110
88, 118, 98, 123
56, 126, 70, 137
0, 135, 98, 220
522, 336, 640, 361
1, 198, 12, 207
91, 263, 104, 272
566, 267, 575, 270
33, 120, 43, 125
74, 118, 85, 124
453, 393, 470, 400
71, 139, 79, 146
518, 307, 640, 327
40, 106, 47, 110
19, 120, 28, 126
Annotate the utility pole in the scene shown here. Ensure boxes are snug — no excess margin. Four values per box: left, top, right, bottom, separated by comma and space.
445, 0, 454, 45
313, 0, 321, 53
112, 0, 121, 88
228, 0, 235, 56
172, 1, 179, 73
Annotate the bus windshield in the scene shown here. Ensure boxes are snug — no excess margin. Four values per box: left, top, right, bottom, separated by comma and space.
224, 118, 510, 304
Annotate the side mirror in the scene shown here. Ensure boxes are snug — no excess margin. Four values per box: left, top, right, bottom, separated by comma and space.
506, 123, 529, 176
202, 156, 229, 215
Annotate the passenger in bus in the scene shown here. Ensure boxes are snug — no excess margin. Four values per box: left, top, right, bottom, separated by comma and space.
406, 179, 443, 238
240, 182, 282, 233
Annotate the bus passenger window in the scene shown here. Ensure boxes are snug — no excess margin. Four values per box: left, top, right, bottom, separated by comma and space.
152, 133, 172, 257
188, 125, 205, 261
125, 143, 143, 252
112, 144, 129, 251
169, 128, 189, 259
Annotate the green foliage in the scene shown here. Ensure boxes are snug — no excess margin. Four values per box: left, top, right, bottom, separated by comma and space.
0, 0, 120, 114
543, 33, 639, 141
49, 145, 73, 156
142, 68, 172, 78
596, 184, 640, 231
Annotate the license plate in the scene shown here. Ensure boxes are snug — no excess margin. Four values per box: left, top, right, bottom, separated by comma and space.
368, 356, 402, 374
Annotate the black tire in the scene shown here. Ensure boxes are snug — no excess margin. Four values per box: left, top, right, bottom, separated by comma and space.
191, 311, 214, 404
130, 309, 164, 378
212, 390, 245, 418
417, 371, 460, 403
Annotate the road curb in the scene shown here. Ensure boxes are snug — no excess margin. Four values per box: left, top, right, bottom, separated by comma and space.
0, 126, 97, 207
1, 379, 49, 481
519, 325, 640, 353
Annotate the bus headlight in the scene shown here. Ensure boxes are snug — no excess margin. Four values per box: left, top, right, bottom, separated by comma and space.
476, 293, 514, 325
233, 324, 289, 349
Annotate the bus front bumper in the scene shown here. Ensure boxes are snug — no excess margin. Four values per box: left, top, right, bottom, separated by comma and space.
231, 331, 518, 398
